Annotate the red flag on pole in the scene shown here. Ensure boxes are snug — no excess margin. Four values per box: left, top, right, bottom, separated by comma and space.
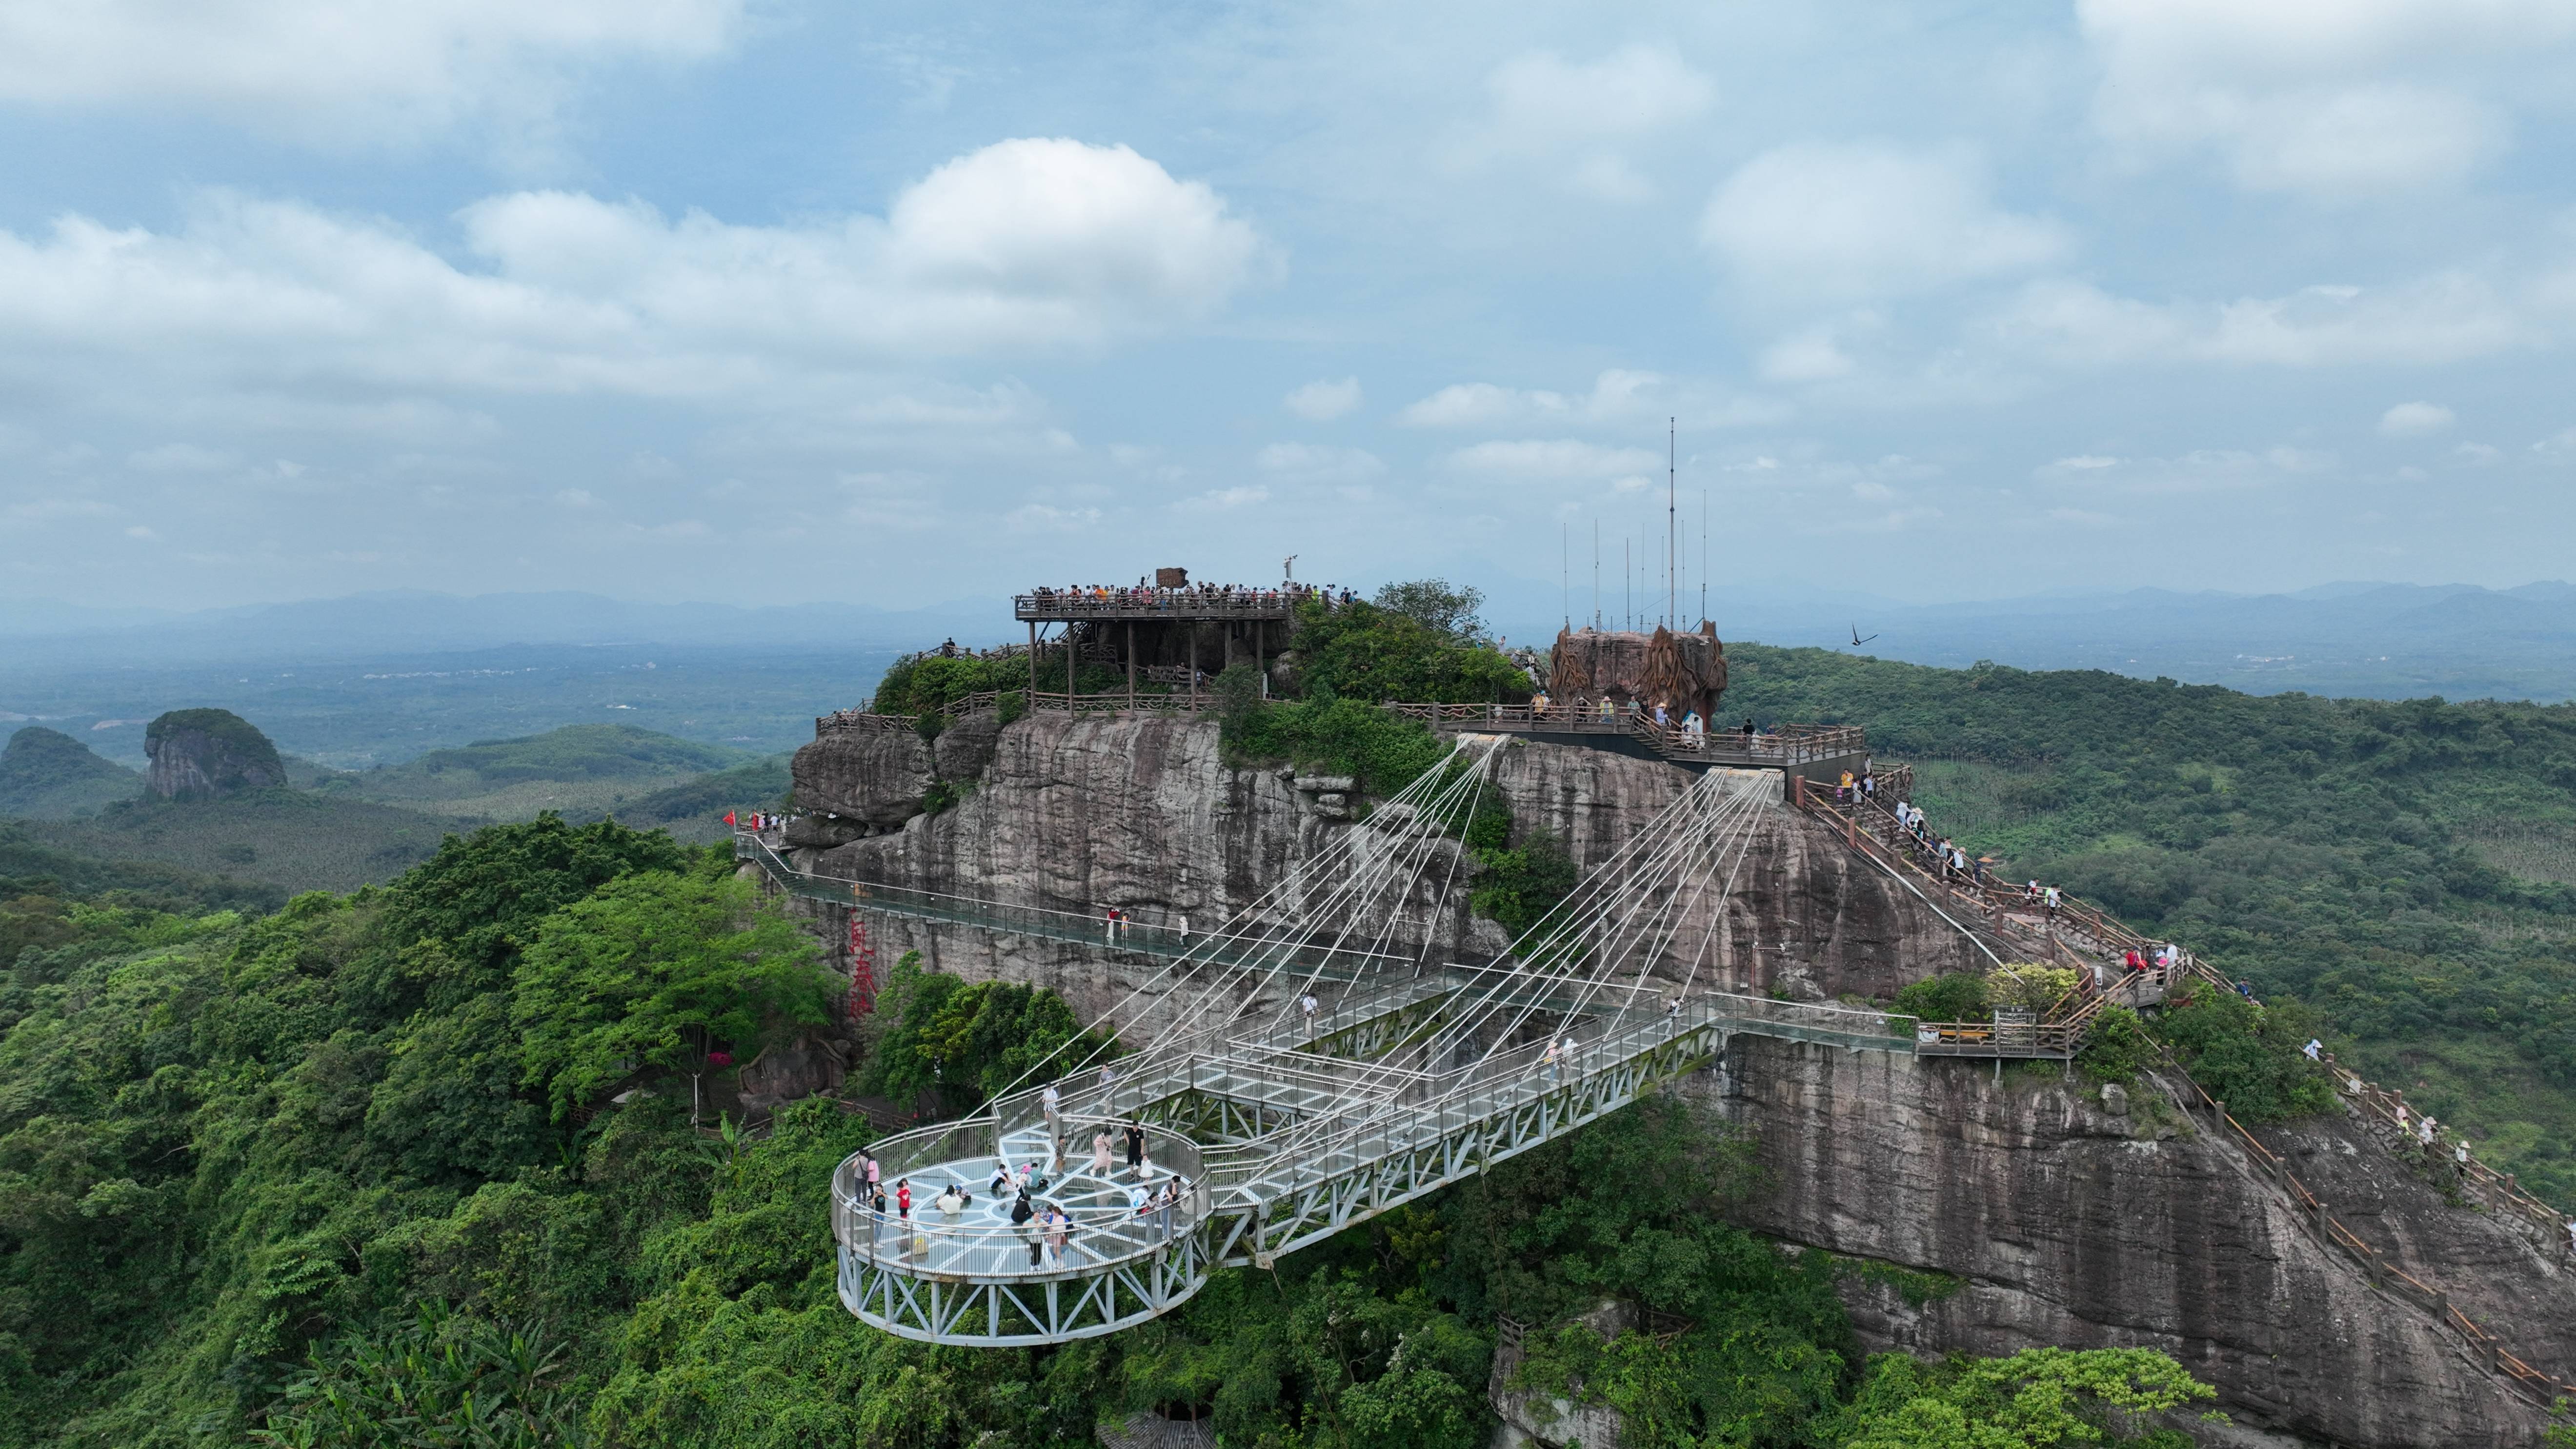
723, 810, 737, 825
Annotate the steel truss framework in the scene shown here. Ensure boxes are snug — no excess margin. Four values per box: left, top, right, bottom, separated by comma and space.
832, 760, 1931, 1345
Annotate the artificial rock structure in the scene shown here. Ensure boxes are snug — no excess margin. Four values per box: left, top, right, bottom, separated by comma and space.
773, 708, 2568, 1447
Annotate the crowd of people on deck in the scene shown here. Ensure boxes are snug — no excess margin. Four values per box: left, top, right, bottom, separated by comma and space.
847, 1119, 1193, 1272
1025, 581, 1358, 611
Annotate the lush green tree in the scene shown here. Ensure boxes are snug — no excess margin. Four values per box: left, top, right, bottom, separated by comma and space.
357, 814, 695, 1023
1371, 579, 1488, 642
512, 871, 836, 1123
2153, 988, 2336, 1123
1893, 972, 1990, 1026
1287, 599, 1529, 705
862, 952, 1105, 1113
250, 1301, 586, 1449
1826, 1346, 2213, 1448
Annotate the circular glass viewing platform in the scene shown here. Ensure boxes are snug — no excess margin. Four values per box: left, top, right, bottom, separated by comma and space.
833, 1117, 1213, 1345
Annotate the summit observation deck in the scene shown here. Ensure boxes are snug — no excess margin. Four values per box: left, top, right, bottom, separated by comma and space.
1014, 586, 1315, 624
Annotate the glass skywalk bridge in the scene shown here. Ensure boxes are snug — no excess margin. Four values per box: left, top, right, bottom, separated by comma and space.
830, 965, 1908, 1346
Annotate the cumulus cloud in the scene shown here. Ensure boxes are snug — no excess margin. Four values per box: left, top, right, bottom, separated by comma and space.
2379, 401, 2456, 436
1990, 273, 2531, 367
1283, 377, 1362, 421
0, 140, 1268, 410
2076, 0, 2574, 197
1699, 142, 2068, 302
0, 0, 746, 146
1458, 45, 1713, 200
1400, 371, 1654, 428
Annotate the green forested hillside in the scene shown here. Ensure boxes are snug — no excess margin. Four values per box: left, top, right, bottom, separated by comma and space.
13, 789, 453, 894
0, 812, 2209, 1449
1726, 644, 2576, 1205
0, 727, 138, 819
325, 724, 755, 827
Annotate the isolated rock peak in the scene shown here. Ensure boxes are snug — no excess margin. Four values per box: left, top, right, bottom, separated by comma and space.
144, 708, 285, 800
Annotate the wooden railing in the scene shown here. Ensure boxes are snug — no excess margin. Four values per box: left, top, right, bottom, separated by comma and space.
2159, 1053, 2576, 1406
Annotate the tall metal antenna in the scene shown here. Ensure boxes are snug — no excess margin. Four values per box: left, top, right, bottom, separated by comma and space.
1667, 417, 1677, 630
1699, 489, 1708, 626
1623, 536, 1630, 631
1591, 521, 1600, 629
1561, 523, 1569, 629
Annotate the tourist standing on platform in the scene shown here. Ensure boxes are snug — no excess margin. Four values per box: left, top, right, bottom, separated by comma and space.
1123, 1122, 1145, 1176
1092, 1129, 1114, 1178
1042, 1082, 1063, 1164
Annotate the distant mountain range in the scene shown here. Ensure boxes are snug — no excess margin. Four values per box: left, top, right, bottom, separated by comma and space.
0, 589, 1001, 666
1489, 580, 2576, 704
8, 580, 2576, 722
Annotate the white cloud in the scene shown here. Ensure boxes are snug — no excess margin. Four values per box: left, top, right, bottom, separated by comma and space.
1254, 443, 1384, 486
1178, 485, 1269, 510
1444, 439, 1659, 483
2536, 428, 2576, 462
1991, 273, 2530, 367
0, 0, 746, 147
2037, 446, 2339, 493
1398, 370, 1674, 428
2076, 0, 2575, 197
1462, 45, 1713, 200
1699, 142, 2068, 302
0, 140, 1267, 412
1283, 377, 1362, 421
2378, 401, 2456, 436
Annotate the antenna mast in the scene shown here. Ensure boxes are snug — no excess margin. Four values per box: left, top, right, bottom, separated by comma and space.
1667, 417, 1677, 630
1591, 522, 1600, 629
1561, 523, 1569, 629
1699, 489, 1708, 626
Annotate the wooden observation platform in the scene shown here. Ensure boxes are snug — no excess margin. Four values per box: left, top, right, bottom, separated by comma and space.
1012, 578, 1325, 712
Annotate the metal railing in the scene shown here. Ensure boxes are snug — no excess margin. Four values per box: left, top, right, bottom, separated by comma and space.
1015, 590, 1306, 622
734, 832, 1418, 976
833, 1119, 1211, 1282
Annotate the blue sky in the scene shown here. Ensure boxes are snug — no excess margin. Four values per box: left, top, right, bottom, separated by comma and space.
2, 0, 2573, 612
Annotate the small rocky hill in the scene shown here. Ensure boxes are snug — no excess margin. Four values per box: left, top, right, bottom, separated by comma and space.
145, 709, 286, 800
0, 726, 140, 818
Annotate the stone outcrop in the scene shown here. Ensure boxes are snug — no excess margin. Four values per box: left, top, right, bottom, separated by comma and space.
780, 712, 1986, 1026
1696, 1038, 2571, 1447
792, 725, 936, 830
143, 708, 286, 800
776, 709, 2571, 1445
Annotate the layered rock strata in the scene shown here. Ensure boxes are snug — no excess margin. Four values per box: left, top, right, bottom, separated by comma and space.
1698, 1038, 2571, 1447
783, 711, 1986, 1026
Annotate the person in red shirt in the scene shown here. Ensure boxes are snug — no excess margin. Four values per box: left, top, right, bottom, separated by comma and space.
896, 1180, 912, 1220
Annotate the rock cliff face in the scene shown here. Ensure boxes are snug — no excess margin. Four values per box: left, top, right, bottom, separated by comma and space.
782, 711, 1987, 1025
143, 708, 286, 800
779, 710, 2570, 1445
1697, 1038, 2571, 1447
